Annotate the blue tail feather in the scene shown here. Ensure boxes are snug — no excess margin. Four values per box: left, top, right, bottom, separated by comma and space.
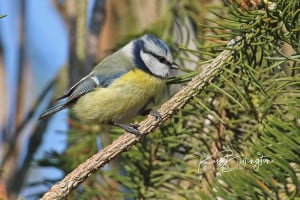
38, 101, 67, 120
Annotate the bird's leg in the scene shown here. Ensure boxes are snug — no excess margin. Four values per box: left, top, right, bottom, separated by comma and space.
112, 122, 141, 137
140, 109, 163, 124
149, 109, 163, 123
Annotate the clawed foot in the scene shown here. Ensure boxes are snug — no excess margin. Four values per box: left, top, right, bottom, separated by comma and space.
149, 109, 163, 124
113, 122, 141, 137
139, 109, 163, 124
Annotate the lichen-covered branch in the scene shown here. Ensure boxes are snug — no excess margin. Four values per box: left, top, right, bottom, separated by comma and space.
41, 41, 235, 200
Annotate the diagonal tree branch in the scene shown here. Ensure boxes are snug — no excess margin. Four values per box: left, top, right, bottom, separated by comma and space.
41, 40, 236, 200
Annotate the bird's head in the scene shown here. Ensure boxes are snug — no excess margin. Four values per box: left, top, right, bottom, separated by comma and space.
123, 34, 179, 78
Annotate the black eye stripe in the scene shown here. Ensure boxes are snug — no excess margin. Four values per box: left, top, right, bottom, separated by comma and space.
143, 49, 171, 66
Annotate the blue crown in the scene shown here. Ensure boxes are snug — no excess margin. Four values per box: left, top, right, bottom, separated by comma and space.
143, 34, 170, 54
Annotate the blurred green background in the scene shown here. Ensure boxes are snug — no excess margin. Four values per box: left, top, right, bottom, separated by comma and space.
0, 0, 299, 199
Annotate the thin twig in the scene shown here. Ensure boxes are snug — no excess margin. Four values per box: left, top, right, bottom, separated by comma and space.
41, 41, 235, 200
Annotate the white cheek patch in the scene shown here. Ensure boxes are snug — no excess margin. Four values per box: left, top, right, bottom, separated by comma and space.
140, 50, 170, 78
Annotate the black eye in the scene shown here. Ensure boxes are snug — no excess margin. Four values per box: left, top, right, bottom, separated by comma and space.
158, 56, 165, 62
157, 56, 169, 65
142, 48, 171, 66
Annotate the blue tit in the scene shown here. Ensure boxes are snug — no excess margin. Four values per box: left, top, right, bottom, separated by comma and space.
39, 34, 179, 135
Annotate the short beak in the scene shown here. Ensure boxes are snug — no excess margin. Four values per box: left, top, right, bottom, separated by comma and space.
171, 62, 180, 69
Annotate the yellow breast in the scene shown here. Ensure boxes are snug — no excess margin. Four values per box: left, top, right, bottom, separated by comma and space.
72, 69, 165, 124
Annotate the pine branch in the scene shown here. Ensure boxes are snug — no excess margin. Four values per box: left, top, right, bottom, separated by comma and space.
40, 40, 236, 200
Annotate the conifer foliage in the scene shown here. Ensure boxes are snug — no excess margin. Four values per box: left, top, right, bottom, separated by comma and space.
40, 0, 300, 199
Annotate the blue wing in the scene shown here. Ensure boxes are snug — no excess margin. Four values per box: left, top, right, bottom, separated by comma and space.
39, 60, 132, 120
57, 69, 129, 102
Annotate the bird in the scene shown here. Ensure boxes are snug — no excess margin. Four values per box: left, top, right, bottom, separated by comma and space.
39, 34, 179, 135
